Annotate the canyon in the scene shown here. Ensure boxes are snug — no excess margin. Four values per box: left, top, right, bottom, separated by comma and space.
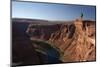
12, 18, 96, 66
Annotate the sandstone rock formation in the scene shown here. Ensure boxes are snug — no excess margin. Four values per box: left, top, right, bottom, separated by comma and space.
49, 19, 95, 62
26, 18, 96, 63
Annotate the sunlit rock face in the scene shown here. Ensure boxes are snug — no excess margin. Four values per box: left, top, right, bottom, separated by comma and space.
26, 18, 96, 62
12, 18, 96, 66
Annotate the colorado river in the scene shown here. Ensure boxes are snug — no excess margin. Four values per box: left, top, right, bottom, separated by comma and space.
32, 40, 61, 64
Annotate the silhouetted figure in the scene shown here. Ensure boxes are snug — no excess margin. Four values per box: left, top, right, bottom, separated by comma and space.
81, 13, 83, 18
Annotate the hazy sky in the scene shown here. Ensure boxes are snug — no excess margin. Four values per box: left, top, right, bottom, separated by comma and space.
12, 1, 96, 21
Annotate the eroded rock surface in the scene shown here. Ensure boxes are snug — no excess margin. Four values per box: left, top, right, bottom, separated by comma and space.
26, 19, 96, 62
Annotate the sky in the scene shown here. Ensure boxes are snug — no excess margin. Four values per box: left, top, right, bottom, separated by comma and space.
12, 1, 96, 21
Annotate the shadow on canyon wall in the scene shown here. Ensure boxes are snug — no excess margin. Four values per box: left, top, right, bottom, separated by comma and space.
12, 18, 96, 66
